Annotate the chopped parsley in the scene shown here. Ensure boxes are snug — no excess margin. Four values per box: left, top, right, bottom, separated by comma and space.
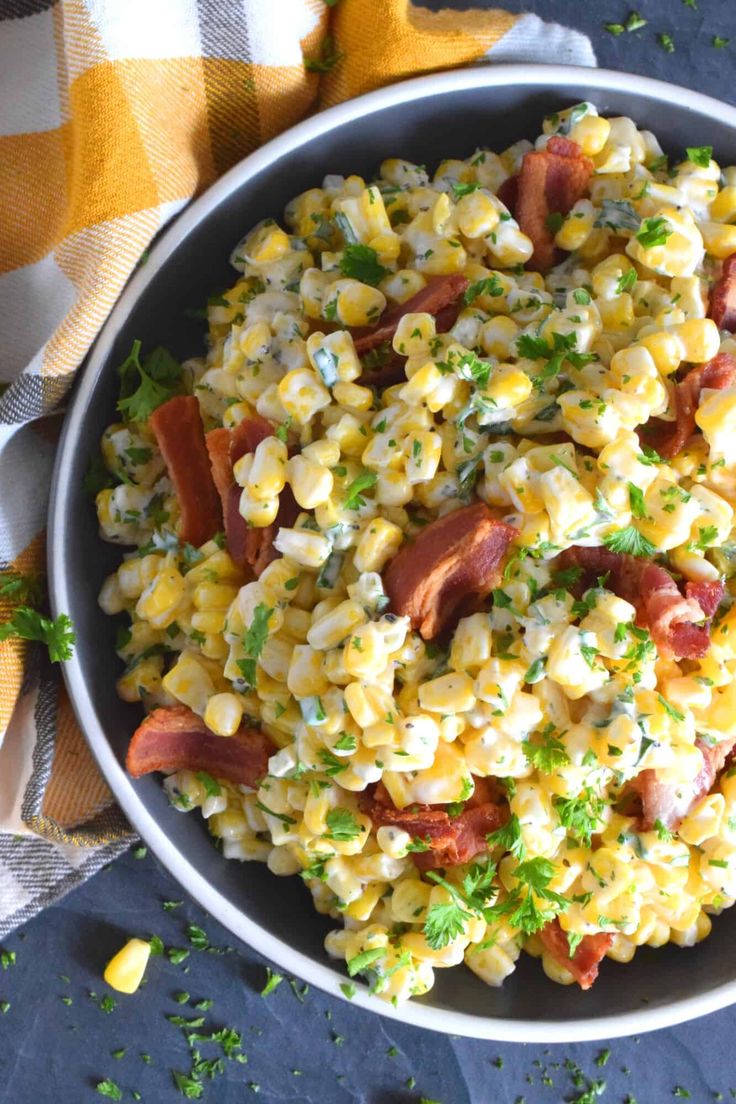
627, 483, 648, 520
0, 608, 76, 662
260, 967, 284, 997
339, 243, 389, 287
603, 526, 656, 558
116, 341, 183, 423
96, 1081, 123, 1101
324, 807, 363, 842
686, 145, 712, 167
636, 216, 673, 249
343, 468, 378, 510
236, 603, 273, 687
522, 724, 570, 772
303, 33, 343, 73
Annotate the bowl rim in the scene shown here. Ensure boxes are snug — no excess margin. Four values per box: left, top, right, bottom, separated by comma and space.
49, 62, 736, 1042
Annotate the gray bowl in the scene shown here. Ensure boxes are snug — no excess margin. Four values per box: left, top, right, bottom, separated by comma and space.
49, 64, 736, 1041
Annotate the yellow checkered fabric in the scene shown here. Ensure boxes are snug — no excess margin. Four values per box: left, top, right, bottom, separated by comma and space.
0, 0, 593, 934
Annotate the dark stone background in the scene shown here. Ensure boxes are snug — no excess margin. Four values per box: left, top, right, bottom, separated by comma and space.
3, 2, 736, 1101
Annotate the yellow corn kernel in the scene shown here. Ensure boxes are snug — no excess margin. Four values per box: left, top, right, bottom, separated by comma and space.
273, 527, 332, 568
481, 315, 519, 358
405, 430, 442, 484
700, 221, 736, 259
398, 361, 443, 406
375, 469, 413, 507
711, 186, 736, 223
192, 582, 239, 611
637, 330, 682, 375
569, 113, 611, 156
204, 692, 244, 737
302, 439, 341, 468
353, 517, 404, 573
307, 600, 367, 651
135, 566, 185, 629
555, 199, 595, 251
238, 487, 279, 528
307, 329, 362, 385
672, 318, 721, 364
344, 681, 395, 728
332, 381, 374, 412
239, 220, 291, 265
696, 388, 736, 458
104, 938, 152, 994
163, 650, 216, 715
343, 623, 387, 679
392, 312, 437, 357
116, 655, 163, 703
597, 293, 635, 332
418, 672, 476, 714
117, 554, 161, 600
326, 413, 372, 456
626, 205, 703, 278
486, 220, 534, 266
185, 550, 243, 587
455, 191, 499, 238
99, 574, 126, 615
486, 364, 533, 408
191, 610, 226, 635
287, 643, 329, 697
278, 368, 331, 425
287, 454, 333, 510
246, 436, 287, 500
326, 278, 386, 328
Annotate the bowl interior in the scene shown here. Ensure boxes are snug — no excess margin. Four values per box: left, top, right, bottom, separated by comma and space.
51, 68, 736, 1037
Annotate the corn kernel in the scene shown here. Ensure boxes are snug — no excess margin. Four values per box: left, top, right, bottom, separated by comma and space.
104, 938, 152, 994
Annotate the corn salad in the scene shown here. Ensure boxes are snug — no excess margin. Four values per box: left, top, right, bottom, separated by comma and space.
95, 102, 736, 1001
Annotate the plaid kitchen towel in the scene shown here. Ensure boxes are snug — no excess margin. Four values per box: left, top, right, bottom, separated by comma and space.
0, 0, 595, 936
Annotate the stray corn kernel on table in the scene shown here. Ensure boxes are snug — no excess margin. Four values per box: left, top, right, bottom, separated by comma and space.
5, 1, 736, 1102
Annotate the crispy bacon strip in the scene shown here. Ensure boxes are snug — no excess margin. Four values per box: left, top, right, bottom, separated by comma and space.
384, 503, 516, 640
353, 274, 469, 357
631, 734, 736, 831
126, 705, 274, 789
538, 920, 613, 991
360, 778, 508, 871
206, 415, 298, 578
515, 136, 593, 273
640, 352, 736, 459
556, 546, 723, 659
708, 253, 736, 332
150, 396, 222, 547
205, 428, 233, 515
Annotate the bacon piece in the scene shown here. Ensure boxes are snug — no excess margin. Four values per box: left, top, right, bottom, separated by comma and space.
126, 705, 274, 789
384, 503, 516, 640
639, 352, 736, 459
230, 413, 274, 462
205, 428, 233, 515
207, 415, 298, 578
496, 174, 518, 213
150, 396, 222, 547
353, 274, 469, 357
538, 920, 613, 991
360, 779, 508, 871
632, 734, 736, 831
708, 253, 736, 332
686, 579, 725, 619
515, 137, 593, 273
357, 290, 466, 388
556, 546, 721, 659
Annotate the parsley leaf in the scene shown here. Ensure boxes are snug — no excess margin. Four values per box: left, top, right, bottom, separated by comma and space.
616, 269, 637, 294
522, 724, 570, 772
343, 468, 378, 510
339, 243, 389, 287
324, 807, 363, 842
116, 341, 183, 423
657, 693, 685, 722
464, 275, 504, 304
0, 607, 76, 662
486, 813, 526, 859
627, 482, 648, 520
260, 967, 284, 997
636, 217, 673, 248
553, 791, 606, 846
236, 603, 273, 687
96, 1081, 123, 1101
686, 145, 713, 167
423, 900, 471, 949
346, 947, 384, 977
603, 526, 656, 558
691, 524, 718, 551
